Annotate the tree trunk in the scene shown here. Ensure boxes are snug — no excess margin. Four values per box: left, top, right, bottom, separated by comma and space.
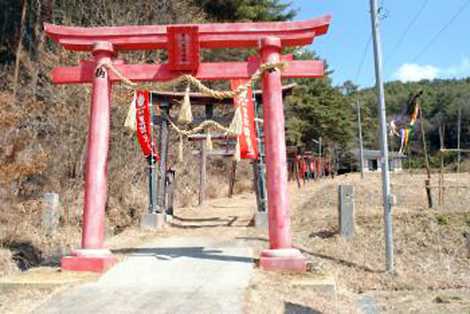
12, 0, 28, 102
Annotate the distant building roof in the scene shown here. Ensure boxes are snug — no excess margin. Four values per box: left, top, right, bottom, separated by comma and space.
353, 148, 406, 159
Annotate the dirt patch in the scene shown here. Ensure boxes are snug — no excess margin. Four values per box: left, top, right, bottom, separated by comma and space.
0, 249, 18, 277
0, 286, 59, 314
245, 270, 358, 314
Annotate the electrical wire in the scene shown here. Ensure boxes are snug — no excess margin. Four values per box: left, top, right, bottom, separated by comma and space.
355, 3, 388, 86
386, 0, 429, 65
412, 0, 470, 62
354, 35, 372, 84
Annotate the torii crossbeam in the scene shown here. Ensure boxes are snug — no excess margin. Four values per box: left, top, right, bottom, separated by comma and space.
44, 16, 331, 273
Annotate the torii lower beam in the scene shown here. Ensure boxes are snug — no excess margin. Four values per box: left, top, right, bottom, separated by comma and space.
50, 59, 324, 84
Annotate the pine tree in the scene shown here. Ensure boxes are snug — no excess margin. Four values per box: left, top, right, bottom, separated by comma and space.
194, 0, 296, 22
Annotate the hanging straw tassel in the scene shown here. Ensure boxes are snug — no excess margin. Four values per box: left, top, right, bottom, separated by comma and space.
178, 135, 184, 162
177, 84, 193, 124
233, 137, 241, 162
124, 91, 137, 131
206, 130, 213, 151
228, 106, 243, 136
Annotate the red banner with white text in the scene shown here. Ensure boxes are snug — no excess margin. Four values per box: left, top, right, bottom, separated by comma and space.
231, 80, 258, 159
135, 90, 158, 159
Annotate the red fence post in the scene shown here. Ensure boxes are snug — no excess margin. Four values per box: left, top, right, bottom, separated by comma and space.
61, 41, 117, 272
259, 37, 307, 271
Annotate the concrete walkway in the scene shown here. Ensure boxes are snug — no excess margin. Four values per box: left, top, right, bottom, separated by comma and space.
34, 237, 253, 314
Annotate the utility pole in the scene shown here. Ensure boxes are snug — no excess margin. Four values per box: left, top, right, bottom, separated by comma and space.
356, 101, 365, 179
457, 106, 462, 174
369, 0, 394, 272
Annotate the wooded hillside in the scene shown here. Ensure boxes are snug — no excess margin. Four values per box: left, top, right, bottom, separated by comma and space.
0, 0, 468, 228
349, 79, 470, 168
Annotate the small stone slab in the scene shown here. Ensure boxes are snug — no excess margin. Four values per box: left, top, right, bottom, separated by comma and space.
140, 213, 166, 230
254, 212, 268, 229
291, 274, 337, 296
358, 295, 379, 314
338, 185, 355, 239
165, 214, 173, 223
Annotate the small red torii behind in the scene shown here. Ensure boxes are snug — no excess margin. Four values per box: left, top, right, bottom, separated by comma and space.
44, 16, 331, 273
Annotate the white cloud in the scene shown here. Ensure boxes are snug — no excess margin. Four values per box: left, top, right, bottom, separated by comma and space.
394, 63, 439, 82
393, 57, 470, 83
441, 57, 470, 78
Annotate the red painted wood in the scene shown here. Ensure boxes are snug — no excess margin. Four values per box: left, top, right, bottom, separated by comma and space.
260, 37, 292, 250
43, 16, 331, 51
248, 54, 293, 63
51, 59, 324, 84
167, 26, 200, 71
45, 16, 332, 273
81, 43, 113, 250
259, 256, 307, 272
61, 255, 117, 273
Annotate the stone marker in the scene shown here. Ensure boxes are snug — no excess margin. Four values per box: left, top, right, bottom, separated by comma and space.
140, 213, 165, 230
42, 193, 60, 235
338, 185, 355, 239
255, 211, 268, 230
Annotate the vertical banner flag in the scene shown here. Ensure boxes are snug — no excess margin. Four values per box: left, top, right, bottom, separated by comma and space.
231, 80, 258, 159
135, 90, 158, 159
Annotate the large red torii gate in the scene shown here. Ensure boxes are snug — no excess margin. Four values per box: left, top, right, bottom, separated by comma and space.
44, 16, 331, 272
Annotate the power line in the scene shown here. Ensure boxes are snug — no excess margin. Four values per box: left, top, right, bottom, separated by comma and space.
412, 0, 470, 62
354, 35, 372, 83
386, 0, 429, 64
354, 3, 388, 86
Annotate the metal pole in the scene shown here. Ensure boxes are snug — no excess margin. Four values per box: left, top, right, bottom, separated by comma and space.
253, 91, 267, 212
157, 97, 170, 214
357, 101, 365, 179
148, 93, 157, 214
318, 137, 322, 177
147, 155, 157, 214
369, 0, 394, 272
199, 140, 207, 205
457, 106, 462, 174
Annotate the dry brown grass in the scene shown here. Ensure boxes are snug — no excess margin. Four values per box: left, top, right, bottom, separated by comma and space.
0, 171, 468, 313
245, 172, 470, 313
0, 85, 253, 275
298, 173, 469, 312
0, 249, 18, 277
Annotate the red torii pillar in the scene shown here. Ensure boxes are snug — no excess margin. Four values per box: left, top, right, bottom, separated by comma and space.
44, 16, 331, 272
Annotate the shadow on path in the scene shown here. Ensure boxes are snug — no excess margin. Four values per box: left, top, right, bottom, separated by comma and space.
171, 215, 224, 222
112, 246, 253, 264
236, 236, 382, 273
169, 216, 242, 229
285, 302, 321, 314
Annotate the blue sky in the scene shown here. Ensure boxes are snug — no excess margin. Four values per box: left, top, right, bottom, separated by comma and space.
286, 0, 470, 87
